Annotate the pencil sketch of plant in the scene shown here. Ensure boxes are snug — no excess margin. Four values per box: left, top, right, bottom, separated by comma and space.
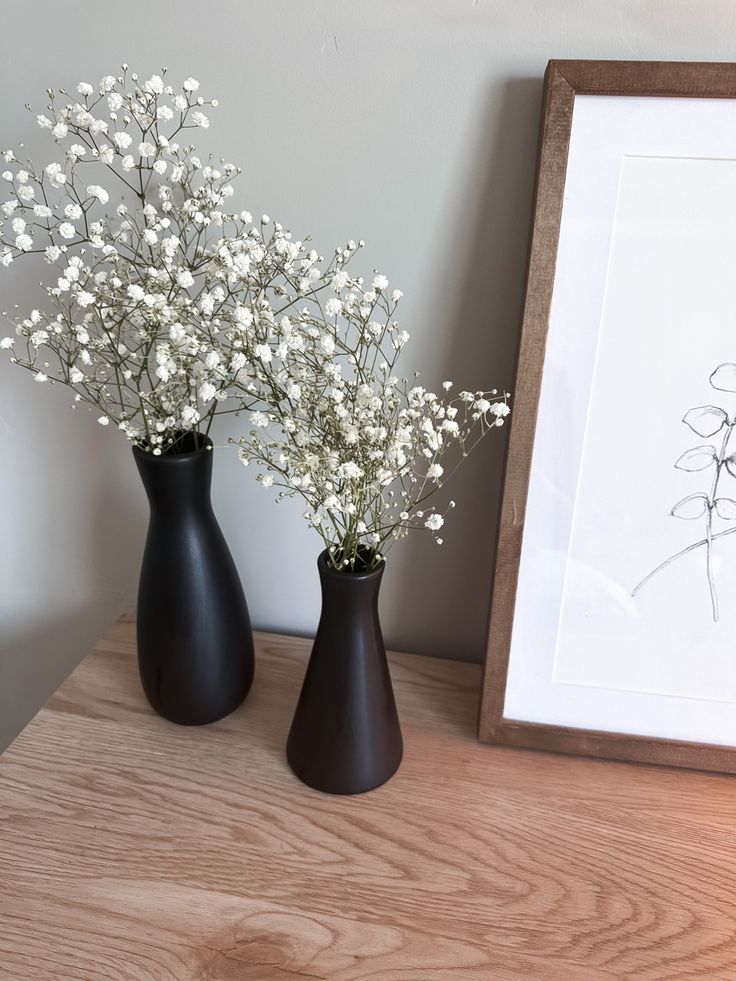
632, 363, 736, 621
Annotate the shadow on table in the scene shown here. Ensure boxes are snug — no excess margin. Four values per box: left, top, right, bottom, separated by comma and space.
0, 603, 125, 753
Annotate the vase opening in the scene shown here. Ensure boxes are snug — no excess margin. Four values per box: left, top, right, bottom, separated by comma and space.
325, 543, 384, 575
160, 430, 211, 456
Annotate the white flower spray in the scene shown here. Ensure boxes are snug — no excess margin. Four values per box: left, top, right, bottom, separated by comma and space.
0, 68, 511, 555
0, 68, 318, 454
223, 244, 510, 571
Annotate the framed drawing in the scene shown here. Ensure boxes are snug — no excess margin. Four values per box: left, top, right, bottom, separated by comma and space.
480, 59, 736, 773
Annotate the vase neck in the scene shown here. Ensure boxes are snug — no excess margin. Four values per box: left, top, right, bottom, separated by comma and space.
133, 444, 214, 515
317, 552, 384, 620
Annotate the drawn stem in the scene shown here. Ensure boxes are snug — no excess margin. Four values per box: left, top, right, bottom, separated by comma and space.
632, 525, 736, 597
704, 423, 734, 621
705, 509, 718, 621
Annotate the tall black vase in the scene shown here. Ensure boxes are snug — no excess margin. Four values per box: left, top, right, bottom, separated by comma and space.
133, 434, 254, 725
286, 550, 403, 794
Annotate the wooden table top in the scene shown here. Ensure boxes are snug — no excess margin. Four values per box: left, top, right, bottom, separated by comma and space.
2, 618, 736, 979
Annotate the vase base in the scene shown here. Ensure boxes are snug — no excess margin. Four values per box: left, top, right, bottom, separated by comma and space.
151, 698, 248, 727
140, 662, 254, 727
286, 742, 403, 795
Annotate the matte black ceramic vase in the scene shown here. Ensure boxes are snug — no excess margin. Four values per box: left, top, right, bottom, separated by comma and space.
133, 433, 254, 725
287, 549, 403, 794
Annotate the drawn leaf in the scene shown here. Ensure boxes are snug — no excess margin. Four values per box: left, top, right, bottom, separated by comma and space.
710, 363, 736, 392
682, 405, 728, 437
715, 498, 736, 520
726, 456, 736, 479
674, 445, 717, 471
671, 493, 709, 519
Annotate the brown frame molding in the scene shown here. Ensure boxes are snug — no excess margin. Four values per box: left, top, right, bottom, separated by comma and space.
479, 59, 736, 774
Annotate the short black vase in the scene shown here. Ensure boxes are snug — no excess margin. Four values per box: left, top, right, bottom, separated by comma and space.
287, 550, 403, 794
133, 433, 254, 725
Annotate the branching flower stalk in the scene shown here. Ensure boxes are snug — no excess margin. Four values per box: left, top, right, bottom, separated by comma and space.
0, 68, 330, 454
226, 256, 510, 571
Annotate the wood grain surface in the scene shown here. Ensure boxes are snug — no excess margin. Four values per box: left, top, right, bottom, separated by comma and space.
3, 619, 736, 979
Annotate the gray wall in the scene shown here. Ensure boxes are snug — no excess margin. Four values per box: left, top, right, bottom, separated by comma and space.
3, 0, 736, 747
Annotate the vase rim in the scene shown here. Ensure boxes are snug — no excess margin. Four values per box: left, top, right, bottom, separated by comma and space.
132, 432, 213, 462
317, 548, 385, 580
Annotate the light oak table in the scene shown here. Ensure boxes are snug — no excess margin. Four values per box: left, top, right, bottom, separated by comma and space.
2, 619, 736, 980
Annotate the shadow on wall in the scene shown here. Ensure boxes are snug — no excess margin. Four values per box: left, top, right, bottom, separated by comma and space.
0, 365, 146, 749
382, 78, 542, 663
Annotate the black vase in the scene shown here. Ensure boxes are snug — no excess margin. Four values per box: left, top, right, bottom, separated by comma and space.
133, 434, 254, 725
286, 550, 403, 794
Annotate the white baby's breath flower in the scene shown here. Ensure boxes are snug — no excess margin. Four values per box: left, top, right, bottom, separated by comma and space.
58, 222, 75, 240
182, 77, 200, 92
191, 111, 209, 129
97, 415, 110, 425
77, 82, 94, 96
45, 162, 66, 188
0, 336, 14, 349
86, 184, 109, 204
144, 75, 165, 95
113, 132, 132, 150
89, 118, 108, 137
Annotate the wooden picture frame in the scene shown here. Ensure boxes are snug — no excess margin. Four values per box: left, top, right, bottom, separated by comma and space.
479, 59, 736, 773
